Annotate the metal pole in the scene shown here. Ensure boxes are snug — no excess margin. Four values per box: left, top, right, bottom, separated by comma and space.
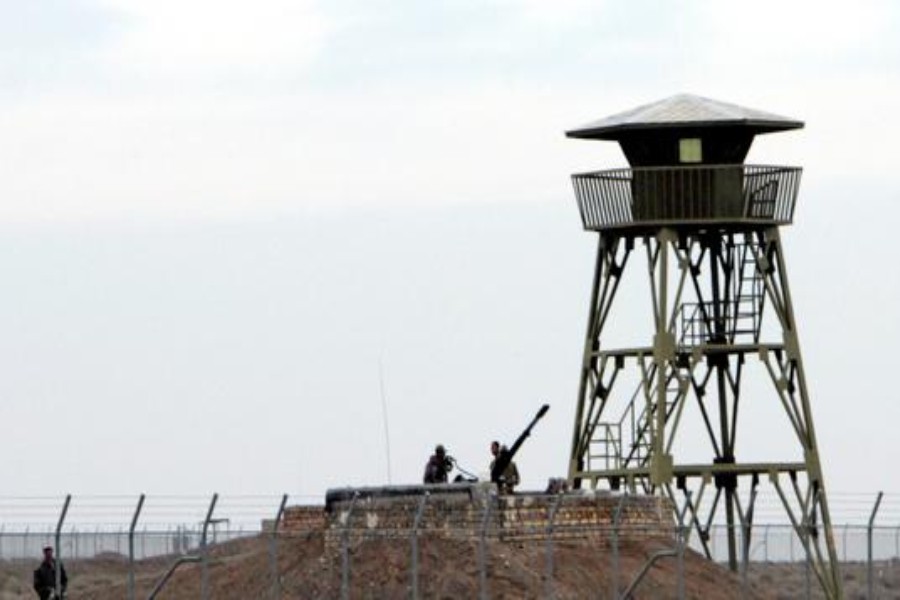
341, 492, 360, 600
675, 504, 686, 600
711, 523, 717, 561
788, 525, 793, 563
200, 493, 219, 600
805, 533, 811, 600
611, 493, 627, 600
269, 494, 288, 600
736, 509, 748, 600
544, 493, 564, 599
411, 492, 429, 600
895, 525, 899, 561
378, 357, 393, 484
869, 491, 884, 600
842, 523, 848, 562
147, 555, 202, 599
620, 549, 678, 599
478, 495, 494, 600
128, 493, 146, 600
737, 486, 757, 598
54, 494, 71, 599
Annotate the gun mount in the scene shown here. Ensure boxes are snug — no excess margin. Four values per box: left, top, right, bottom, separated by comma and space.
490, 404, 549, 485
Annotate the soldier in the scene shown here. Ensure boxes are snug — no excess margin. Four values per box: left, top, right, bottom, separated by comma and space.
423, 444, 453, 484
490, 440, 520, 494
33, 545, 67, 600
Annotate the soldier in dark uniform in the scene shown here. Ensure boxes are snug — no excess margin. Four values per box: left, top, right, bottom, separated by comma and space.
423, 444, 453, 483
33, 545, 67, 600
490, 440, 520, 494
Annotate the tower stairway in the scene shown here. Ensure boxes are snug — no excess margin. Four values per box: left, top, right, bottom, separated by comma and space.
588, 363, 686, 474
677, 242, 766, 348
729, 243, 766, 342
588, 243, 765, 474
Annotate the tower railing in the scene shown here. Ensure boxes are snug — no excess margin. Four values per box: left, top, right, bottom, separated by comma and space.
571, 165, 802, 230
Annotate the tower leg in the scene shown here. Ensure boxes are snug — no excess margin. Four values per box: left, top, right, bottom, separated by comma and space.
756, 228, 843, 598
568, 235, 631, 488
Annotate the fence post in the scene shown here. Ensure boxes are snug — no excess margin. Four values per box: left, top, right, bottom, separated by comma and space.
478, 492, 494, 600
805, 530, 811, 600
269, 494, 289, 600
341, 491, 360, 600
128, 493, 146, 600
200, 493, 219, 600
737, 486, 757, 598
610, 493, 627, 600
869, 491, 884, 600
620, 548, 678, 599
675, 504, 686, 600
895, 525, 900, 560
544, 492, 564, 600
54, 494, 71, 599
787, 526, 793, 563
842, 523, 849, 562
411, 492, 429, 600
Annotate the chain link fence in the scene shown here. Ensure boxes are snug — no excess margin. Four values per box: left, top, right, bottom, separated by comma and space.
0, 491, 897, 598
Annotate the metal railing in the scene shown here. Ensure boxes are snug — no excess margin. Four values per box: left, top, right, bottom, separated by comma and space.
571, 164, 802, 230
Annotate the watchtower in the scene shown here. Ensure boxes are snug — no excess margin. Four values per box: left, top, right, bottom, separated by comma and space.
565, 94, 842, 598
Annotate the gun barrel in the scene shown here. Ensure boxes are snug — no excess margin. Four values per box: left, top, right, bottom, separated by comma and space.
491, 404, 549, 483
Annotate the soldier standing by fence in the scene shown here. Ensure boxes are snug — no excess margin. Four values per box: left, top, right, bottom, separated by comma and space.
33, 545, 67, 600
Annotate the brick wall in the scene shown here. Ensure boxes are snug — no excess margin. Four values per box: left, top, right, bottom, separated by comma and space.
497, 490, 673, 542
278, 505, 325, 532
280, 483, 674, 550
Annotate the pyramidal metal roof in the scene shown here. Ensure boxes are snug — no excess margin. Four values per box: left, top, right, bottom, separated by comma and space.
567, 94, 803, 140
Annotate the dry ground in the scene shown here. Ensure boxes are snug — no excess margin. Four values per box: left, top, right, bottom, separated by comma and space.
0, 533, 895, 598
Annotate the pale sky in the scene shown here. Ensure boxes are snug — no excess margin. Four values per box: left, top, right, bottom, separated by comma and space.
0, 0, 898, 524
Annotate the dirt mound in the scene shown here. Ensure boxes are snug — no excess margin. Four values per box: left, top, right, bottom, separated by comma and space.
0, 532, 779, 599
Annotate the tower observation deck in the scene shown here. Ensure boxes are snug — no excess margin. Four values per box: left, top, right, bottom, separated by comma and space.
569, 94, 803, 231
565, 94, 842, 598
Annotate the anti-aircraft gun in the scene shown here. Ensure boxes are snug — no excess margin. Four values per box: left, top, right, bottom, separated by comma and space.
490, 404, 549, 488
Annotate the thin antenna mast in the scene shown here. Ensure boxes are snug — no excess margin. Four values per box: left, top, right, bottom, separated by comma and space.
378, 357, 393, 484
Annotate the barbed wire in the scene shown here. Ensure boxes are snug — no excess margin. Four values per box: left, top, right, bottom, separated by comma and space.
0, 490, 895, 529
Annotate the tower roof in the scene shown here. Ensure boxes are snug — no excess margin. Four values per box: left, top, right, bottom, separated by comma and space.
567, 94, 803, 140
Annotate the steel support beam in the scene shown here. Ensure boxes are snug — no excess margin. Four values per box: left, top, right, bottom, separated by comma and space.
567, 227, 842, 599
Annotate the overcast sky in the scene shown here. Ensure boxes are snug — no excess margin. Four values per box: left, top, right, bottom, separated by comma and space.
0, 0, 898, 523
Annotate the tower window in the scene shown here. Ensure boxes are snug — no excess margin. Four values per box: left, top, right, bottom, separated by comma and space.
679, 138, 702, 163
